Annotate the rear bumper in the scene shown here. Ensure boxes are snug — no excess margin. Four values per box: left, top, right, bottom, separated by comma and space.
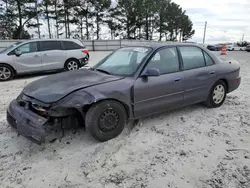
80, 54, 89, 67
7, 100, 49, 144
228, 77, 241, 93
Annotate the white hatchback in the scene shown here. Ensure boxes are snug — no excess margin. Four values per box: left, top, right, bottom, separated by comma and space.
0, 39, 89, 81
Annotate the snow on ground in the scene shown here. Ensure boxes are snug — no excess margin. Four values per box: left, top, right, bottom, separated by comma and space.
0, 51, 250, 188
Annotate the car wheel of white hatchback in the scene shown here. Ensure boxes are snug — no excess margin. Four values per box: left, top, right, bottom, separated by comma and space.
65, 60, 79, 71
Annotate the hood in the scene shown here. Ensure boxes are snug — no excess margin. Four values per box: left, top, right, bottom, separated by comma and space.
23, 69, 123, 103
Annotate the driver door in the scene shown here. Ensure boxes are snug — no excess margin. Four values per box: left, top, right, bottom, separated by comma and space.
133, 47, 184, 118
13, 42, 42, 73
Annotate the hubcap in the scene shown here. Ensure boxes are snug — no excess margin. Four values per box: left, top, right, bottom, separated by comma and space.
213, 84, 225, 104
99, 109, 119, 133
67, 61, 78, 71
0, 67, 11, 80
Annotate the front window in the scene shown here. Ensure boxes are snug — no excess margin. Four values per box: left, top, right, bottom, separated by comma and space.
93, 47, 151, 76
146, 47, 179, 74
16, 42, 38, 54
0, 42, 23, 54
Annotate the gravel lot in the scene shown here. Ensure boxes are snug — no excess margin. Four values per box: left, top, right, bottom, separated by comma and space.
0, 51, 250, 188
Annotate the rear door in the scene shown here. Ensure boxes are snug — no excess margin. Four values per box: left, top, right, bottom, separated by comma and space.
133, 47, 184, 118
178, 46, 217, 105
39, 41, 66, 70
13, 41, 42, 73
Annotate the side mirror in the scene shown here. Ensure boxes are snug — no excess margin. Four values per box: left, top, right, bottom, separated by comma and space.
15, 50, 22, 56
141, 68, 160, 77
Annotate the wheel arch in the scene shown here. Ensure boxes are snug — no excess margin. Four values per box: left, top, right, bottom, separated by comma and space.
218, 78, 229, 93
83, 98, 130, 119
64, 58, 80, 68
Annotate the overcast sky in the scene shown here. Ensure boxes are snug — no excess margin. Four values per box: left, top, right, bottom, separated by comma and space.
173, 0, 250, 43
35, 0, 250, 44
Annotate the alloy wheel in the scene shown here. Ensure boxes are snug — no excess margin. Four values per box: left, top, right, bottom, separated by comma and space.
67, 61, 79, 71
0, 66, 12, 80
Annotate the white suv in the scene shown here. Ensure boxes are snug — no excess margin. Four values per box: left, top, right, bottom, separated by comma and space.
0, 39, 89, 81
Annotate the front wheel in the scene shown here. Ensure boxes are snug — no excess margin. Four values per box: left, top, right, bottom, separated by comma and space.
205, 80, 227, 108
85, 100, 127, 142
0, 65, 14, 81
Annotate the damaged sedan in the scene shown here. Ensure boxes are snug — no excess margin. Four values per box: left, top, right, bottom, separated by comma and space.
7, 44, 241, 144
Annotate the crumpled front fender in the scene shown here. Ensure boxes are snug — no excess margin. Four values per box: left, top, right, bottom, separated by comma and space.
53, 90, 101, 109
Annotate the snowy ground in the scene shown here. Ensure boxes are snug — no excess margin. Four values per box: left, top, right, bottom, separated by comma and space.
0, 51, 250, 188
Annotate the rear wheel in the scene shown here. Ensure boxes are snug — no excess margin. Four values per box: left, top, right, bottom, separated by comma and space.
0, 65, 14, 81
205, 80, 227, 108
85, 100, 127, 142
65, 59, 80, 71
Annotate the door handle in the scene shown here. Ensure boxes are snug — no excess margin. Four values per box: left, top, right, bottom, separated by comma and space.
43, 54, 47, 56
174, 78, 182, 82
210, 71, 215, 75
34, 55, 39, 58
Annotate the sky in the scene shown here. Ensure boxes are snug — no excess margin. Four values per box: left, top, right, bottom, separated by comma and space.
173, 0, 250, 43
30, 0, 250, 44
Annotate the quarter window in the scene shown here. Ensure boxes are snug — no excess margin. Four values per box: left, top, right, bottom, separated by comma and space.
146, 47, 179, 74
204, 52, 214, 66
63, 41, 83, 50
16, 42, 38, 54
40, 41, 62, 51
179, 47, 206, 70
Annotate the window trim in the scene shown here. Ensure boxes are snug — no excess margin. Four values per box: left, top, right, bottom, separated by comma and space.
139, 46, 181, 77
177, 45, 207, 71
38, 41, 62, 52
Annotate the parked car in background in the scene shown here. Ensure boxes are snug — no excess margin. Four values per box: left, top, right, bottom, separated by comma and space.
7, 44, 241, 143
0, 39, 89, 81
227, 44, 245, 51
245, 45, 250, 52
215, 44, 223, 51
207, 45, 216, 51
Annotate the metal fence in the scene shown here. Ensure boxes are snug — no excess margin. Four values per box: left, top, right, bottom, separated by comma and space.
0, 39, 175, 51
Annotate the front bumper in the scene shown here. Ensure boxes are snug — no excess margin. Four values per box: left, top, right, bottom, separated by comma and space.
7, 99, 49, 144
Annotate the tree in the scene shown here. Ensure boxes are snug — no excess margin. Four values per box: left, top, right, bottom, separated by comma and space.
42, 0, 53, 38
90, 0, 111, 39
73, 0, 94, 40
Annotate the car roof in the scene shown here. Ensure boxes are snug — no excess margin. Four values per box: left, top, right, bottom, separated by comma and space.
123, 42, 203, 50
27, 38, 81, 42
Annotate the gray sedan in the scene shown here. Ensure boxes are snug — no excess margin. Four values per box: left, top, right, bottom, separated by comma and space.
7, 43, 241, 143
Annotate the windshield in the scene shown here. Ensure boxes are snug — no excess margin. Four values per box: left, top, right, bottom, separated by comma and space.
93, 47, 151, 76
0, 42, 23, 54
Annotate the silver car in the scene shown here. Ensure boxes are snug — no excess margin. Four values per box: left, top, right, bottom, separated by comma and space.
0, 39, 89, 81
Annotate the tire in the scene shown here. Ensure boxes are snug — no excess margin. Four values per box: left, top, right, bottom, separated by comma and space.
205, 80, 227, 108
64, 59, 80, 71
0, 64, 14, 81
85, 100, 127, 142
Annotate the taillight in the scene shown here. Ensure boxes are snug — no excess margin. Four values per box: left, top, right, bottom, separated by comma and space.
82, 49, 88, 54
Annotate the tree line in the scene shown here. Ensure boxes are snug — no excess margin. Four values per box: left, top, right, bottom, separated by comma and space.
0, 0, 195, 41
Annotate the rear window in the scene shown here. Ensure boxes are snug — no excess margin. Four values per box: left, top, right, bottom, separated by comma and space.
62, 41, 83, 50
40, 41, 62, 51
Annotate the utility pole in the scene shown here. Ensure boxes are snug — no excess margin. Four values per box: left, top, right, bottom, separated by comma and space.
203, 21, 207, 45
242, 34, 244, 42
